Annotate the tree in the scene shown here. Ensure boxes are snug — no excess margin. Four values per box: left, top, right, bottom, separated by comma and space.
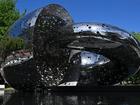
0, 0, 24, 61
132, 32, 140, 41
0, 0, 20, 37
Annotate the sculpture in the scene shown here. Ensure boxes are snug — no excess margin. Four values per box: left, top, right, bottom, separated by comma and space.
0, 4, 140, 90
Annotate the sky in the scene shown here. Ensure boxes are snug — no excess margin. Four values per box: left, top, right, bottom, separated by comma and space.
16, 0, 140, 32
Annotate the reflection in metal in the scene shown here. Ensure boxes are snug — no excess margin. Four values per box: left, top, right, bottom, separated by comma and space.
33, 4, 74, 87
9, 8, 42, 36
0, 7, 43, 90
0, 3, 140, 90
80, 51, 110, 67
69, 23, 140, 86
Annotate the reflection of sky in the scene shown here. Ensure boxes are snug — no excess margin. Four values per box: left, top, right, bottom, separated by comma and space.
81, 51, 109, 66
16, 0, 140, 32
9, 8, 42, 37
73, 23, 131, 39
81, 51, 98, 66
9, 19, 22, 37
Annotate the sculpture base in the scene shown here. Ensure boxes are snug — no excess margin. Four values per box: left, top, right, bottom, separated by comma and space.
43, 86, 140, 93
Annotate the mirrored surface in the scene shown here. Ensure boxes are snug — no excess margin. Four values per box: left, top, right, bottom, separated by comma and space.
33, 4, 74, 87
68, 23, 140, 86
0, 7, 43, 90
0, 3, 140, 90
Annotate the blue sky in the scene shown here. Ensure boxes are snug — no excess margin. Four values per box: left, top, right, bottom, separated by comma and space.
16, 0, 140, 32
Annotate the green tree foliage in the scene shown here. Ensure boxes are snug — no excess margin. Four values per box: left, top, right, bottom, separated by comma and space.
0, 0, 24, 61
132, 32, 140, 41
0, 0, 20, 37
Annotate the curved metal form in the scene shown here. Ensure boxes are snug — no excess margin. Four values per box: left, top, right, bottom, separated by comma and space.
34, 19, 140, 86
1, 3, 74, 90
0, 7, 43, 90
1, 4, 140, 90
33, 4, 74, 87
68, 23, 140, 85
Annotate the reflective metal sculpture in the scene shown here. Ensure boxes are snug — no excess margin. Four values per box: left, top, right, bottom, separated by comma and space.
33, 4, 74, 87
0, 7, 43, 90
0, 4, 140, 90
69, 23, 140, 86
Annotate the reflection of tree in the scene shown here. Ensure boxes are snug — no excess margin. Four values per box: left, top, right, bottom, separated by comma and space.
123, 32, 140, 85
0, 36, 24, 60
